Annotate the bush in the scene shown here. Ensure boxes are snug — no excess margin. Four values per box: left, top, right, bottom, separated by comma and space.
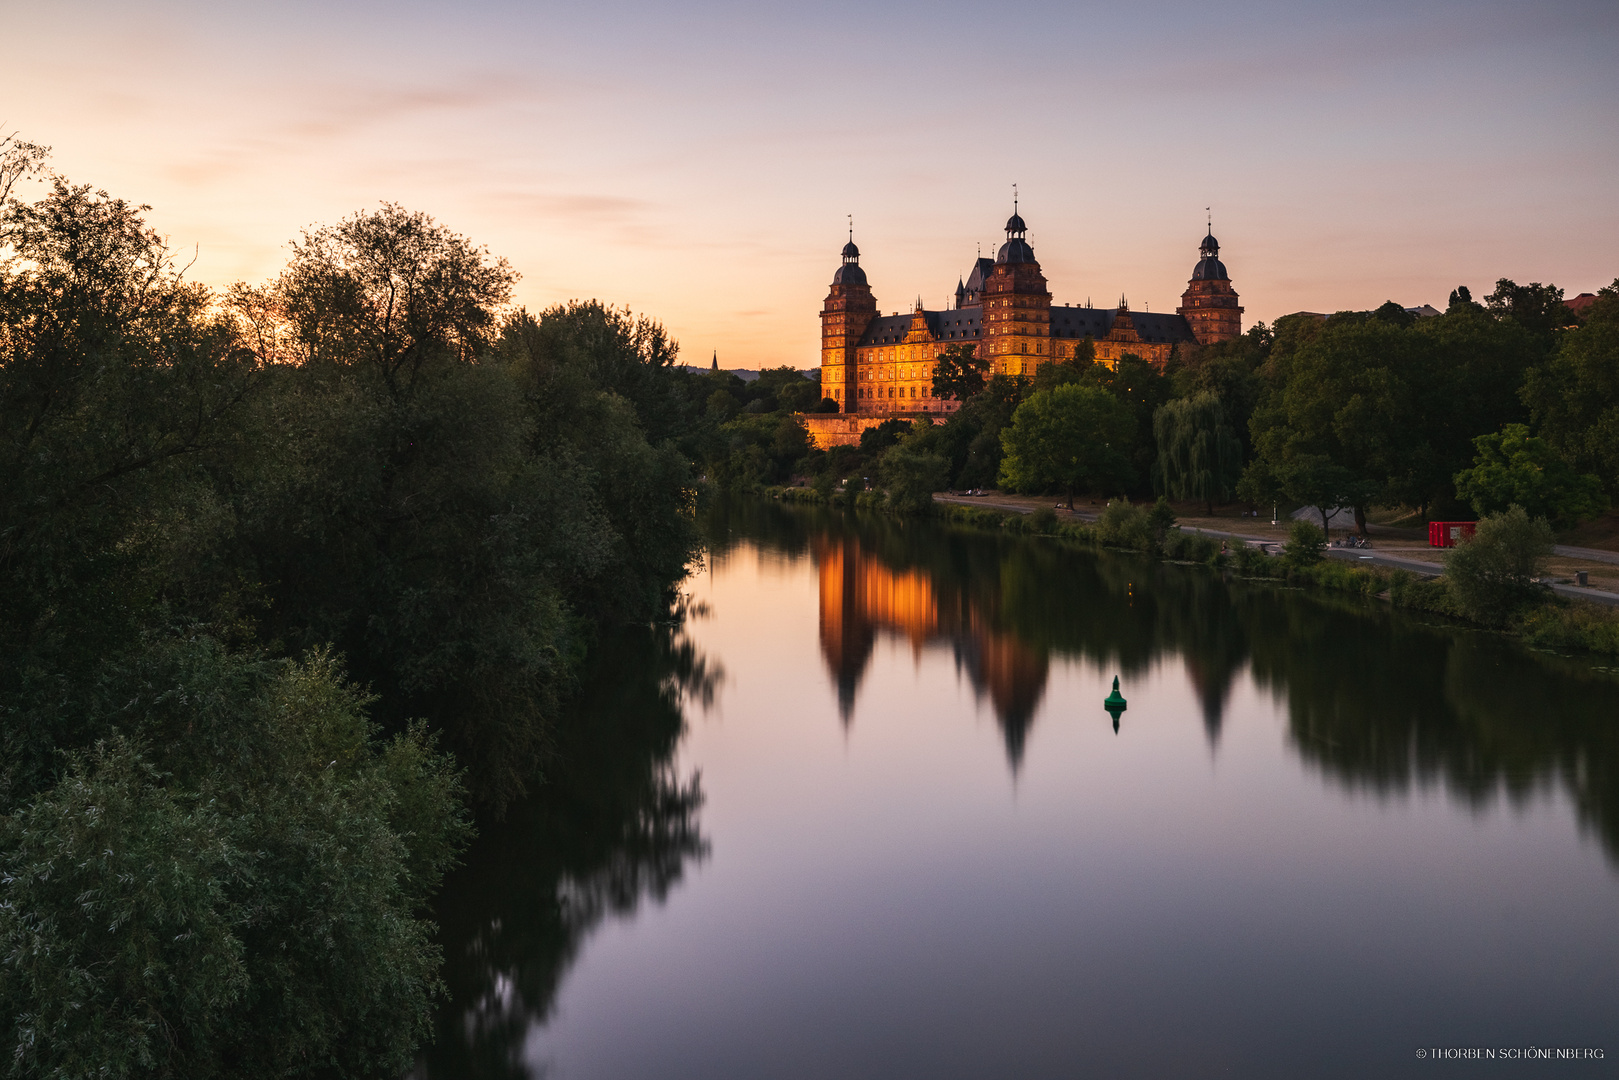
1444, 505, 1554, 624
1028, 507, 1060, 534
1096, 499, 1153, 550
1232, 545, 1275, 576
1284, 520, 1325, 567
1517, 602, 1619, 656
1162, 529, 1219, 563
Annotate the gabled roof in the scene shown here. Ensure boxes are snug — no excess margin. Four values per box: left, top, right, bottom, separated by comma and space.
963, 258, 995, 294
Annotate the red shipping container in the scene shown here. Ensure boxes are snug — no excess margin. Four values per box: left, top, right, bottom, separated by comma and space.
1429, 521, 1476, 548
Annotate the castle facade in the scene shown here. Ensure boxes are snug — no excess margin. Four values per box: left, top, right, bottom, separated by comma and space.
812, 209, 1242, 437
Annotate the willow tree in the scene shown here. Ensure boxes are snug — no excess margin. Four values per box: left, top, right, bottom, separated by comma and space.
1152, 392, 1242, 514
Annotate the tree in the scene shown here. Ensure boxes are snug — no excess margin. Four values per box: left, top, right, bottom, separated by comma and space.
1170, 324, 1268, 459
879, 441, 950, 512
1521, 280, 1619, 497
277, 203, 516, 398
0, 130, 49, 202
1453, 423, 1607, 526
859, 416, 911, 454
1444, 505, 1553, 624
1372, 300, 1415, 327
1243, 316, 1420, 533
1153, 392, 1243, 513
931, 342, 989, 401
1080, 353, 1173, 491
0, 648, 471, 1079
1284, 520, 1325, 567
1486, 278, 1574, 341
999, 384, 1134, 508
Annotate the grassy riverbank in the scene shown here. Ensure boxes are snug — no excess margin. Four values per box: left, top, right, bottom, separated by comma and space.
765, 485, 1619, 658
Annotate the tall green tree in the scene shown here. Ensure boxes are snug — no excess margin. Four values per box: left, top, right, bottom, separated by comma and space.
999, 384, 1134, 508
1153, 392, 1243, 513
1454, 423, 1607, 525
1521, 281, 1619, 496
1243, 314, 1421, 532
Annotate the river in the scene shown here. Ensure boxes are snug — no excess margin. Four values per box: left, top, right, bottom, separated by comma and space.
415, 499, 1619, 1078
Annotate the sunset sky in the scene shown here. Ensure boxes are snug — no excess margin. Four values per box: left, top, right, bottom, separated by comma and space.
8, 0, 1617, 368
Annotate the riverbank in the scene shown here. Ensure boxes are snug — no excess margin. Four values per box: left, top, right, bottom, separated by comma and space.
764, 485, 1619, 657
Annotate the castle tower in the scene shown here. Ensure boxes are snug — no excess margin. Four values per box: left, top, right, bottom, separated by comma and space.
1176, 229, 1243, 345
982, 201, 1052, 378
821, 232, 878, 413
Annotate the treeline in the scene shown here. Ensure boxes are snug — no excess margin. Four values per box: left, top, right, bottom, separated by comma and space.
710, 280, 1619, 537
0, 145, 701, 1075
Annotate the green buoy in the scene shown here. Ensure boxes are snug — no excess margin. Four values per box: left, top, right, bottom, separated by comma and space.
1103, 676, 1128, 733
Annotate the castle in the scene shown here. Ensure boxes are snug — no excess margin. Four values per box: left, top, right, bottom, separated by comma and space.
807, 207, 1242, 445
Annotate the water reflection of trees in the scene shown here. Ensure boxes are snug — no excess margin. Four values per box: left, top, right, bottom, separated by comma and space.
414, 625, 714, 1079
718, 498, 1619, 863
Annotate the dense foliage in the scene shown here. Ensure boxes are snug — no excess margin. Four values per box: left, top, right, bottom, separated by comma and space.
0, 144, 700, 1075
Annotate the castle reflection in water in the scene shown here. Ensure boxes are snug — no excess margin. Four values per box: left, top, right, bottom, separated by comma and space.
816, 534, 1048, 768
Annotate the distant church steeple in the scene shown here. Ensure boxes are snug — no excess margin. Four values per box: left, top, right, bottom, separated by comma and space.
711, 350, 718, 371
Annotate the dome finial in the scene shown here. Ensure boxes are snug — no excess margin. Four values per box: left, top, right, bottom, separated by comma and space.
840, 216, 860, 264
1004, 185, 1028, 238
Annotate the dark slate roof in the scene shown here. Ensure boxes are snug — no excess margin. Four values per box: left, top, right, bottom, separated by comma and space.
1191, 256, 1228, 281
833, 262, 868, 286
996, 237, 1036, 264
963, 257, 994, 294
857, 307, 983, 347
854, 306, 1192, 348
1049, 307, 1198, 344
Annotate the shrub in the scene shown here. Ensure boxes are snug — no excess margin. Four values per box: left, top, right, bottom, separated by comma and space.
1162, 530, 1218, 563
1389, 573, 1455, 614
1444, 505, 1554, 624
1232, 545, 1275, 576
1284, 520, 1325, 567
1028, 507, 1059, 534
1096, 499, 1152, 550
1517, 602, 1619, 656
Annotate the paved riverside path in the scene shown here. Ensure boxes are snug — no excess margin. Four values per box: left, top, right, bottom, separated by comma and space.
1555, 544, 1619, 566
932, 494, 1619, 608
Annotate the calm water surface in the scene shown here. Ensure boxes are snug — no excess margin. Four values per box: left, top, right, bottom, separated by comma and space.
419, 500, 1619, 1079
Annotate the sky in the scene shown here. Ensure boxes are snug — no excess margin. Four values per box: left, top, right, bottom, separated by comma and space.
6, 0, 1617, 368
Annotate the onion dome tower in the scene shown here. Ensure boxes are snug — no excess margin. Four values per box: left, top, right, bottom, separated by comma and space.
821, 223, 877, 413
1176, 225, 1243, 345
982, 190, 1051, 378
